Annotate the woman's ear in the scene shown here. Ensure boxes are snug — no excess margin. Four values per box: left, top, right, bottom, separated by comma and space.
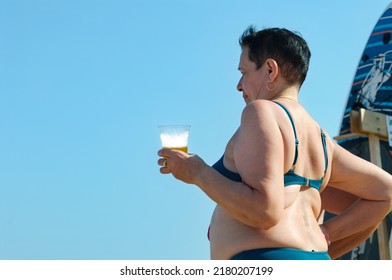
265, 58, 279, 81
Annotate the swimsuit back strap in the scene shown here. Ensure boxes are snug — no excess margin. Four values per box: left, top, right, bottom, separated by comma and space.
273, 101, 299, 168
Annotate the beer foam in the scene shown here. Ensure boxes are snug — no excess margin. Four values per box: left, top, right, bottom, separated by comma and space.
160, 132, 188, 147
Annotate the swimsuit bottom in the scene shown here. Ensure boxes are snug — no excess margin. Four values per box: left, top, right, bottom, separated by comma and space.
231, 247, 331, 260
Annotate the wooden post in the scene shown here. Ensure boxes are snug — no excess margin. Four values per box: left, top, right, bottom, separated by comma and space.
368, 133, 391, 260
334, 108, 391, 260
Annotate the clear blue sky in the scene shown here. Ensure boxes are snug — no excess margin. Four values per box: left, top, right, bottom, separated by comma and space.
0, 0, 390, 260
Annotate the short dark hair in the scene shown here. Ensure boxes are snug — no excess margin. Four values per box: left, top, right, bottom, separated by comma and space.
239, 26, 311, 86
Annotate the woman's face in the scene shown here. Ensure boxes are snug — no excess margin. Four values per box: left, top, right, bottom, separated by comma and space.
237, 47, 268, 104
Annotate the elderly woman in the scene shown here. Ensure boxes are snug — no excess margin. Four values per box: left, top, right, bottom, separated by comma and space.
158, 26, 392, 260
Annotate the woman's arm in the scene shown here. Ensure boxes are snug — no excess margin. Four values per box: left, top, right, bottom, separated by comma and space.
322, 143, 392, 243
327, 225, 379, 259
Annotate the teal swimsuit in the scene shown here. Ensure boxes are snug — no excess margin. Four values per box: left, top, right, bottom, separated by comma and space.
211, 101, 330, 260
274, 101, 328, 191
231, 247, 330, 260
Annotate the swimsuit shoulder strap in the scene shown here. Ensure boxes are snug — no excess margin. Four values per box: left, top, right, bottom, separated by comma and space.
273, 101, 299, 168
320, 129, 328, 175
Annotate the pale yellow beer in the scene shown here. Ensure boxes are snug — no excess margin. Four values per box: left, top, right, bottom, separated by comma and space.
158, 125, 190, 153
163, 146, 188, 153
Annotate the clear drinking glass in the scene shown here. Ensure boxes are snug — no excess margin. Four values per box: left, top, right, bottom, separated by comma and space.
158, 125, 190, 153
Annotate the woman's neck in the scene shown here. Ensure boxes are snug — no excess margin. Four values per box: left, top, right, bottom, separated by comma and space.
273, 86, 299, 102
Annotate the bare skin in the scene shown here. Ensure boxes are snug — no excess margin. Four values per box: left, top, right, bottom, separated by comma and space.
158, 47, 392, 260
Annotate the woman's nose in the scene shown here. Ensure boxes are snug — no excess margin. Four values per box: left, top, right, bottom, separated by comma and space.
237, 77, 243, 92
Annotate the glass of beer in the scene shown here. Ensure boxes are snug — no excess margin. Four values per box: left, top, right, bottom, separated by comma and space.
158, 125, 190, 153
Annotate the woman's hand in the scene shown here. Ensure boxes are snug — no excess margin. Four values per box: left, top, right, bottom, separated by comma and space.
157, 148, 207, 185
319, 224, 331, 246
